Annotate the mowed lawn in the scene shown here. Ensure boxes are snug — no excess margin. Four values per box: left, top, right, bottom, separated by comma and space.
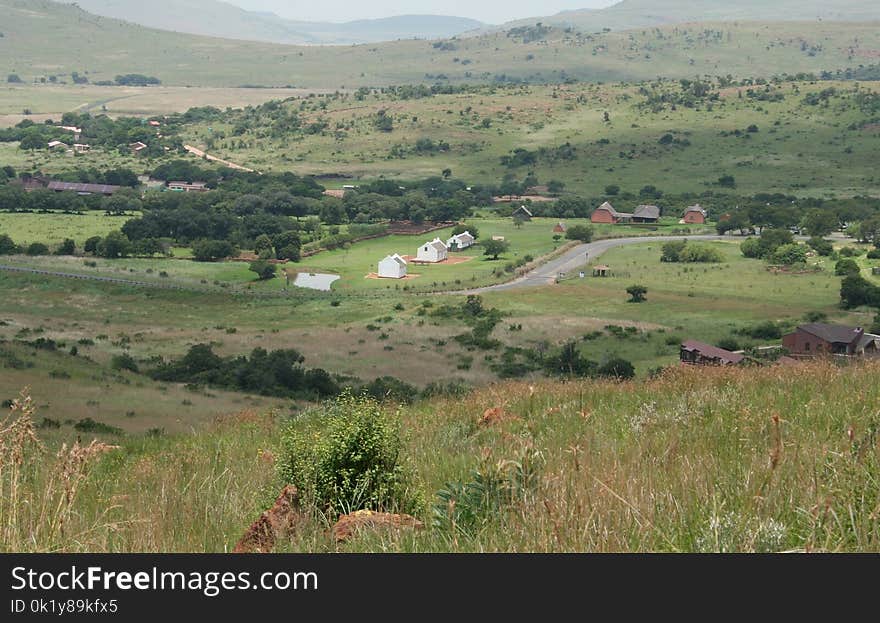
0, 211, 136, 245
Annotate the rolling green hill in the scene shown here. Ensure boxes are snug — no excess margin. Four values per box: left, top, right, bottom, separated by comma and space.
2, 1, 880, 89
509, 0, 880, 31
57, 0, 484, 44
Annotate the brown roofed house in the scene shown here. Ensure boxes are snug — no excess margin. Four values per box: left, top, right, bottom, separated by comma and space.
591, 201, 633, 224
553, 222, 567, 234
782, 323, 880, 358
512, 205, 533, 221
632, 205, 660, 223
680, 340, 745, 366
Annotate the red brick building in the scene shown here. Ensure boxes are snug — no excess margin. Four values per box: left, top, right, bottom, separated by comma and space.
782, 323, 880, 357
591, 201, 633, 224
683, 204, 707, 224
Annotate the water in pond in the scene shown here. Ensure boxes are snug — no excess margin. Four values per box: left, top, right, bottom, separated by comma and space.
293, 272, 340, 291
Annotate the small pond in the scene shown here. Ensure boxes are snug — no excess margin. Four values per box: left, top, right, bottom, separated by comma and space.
293, 272, 340, 291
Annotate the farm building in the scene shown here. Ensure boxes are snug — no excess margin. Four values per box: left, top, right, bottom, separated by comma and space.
416, 238, 448, 263
377, 254, 408, 279
553, 222, 567, 233
446, 231, 475, 250
47, 140, 69, 150
683, 205, 708, 224
782, 323, 880, 358
632, 205, 660, 223
167, 181, 209, 192
512, 206, 533, 221
680, 340, 744, 366
73, 144, 91, 153
591, 202, 633, 224
46, 181, 121, 196
60, 125, 82, 140
130, 141, 148, 156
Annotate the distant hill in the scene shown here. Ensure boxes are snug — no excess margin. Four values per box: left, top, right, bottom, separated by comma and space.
3, 1, 880, 88
56, 0, 484, 44
505, 0, 880, 31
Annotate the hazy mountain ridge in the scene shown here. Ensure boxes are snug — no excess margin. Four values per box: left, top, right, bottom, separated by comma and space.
505, 0, 880, 31
57, 0, 484, 44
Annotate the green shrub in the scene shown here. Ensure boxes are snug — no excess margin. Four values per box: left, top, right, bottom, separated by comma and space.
867, 249, 880, 260
277, 392, 422, 519
835, 258, 861, 276
111, 353, 139, 373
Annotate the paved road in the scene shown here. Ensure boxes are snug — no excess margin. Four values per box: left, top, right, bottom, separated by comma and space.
461, 235, 728, 294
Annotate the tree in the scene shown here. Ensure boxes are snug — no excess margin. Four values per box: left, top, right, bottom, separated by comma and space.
254, 234, 274, 256
604, 184, 620, 196
770, 243, 807, 265
442, 168, 452, 179
0, 234, 16, 255
249, 260, 276, 281
661, 240, 687, 262
26, 242, 48, 256
547, 180, 565, 194
96, 231, 132, 259
192, 239, 235, 262
598, 357, 636, 380
835, 258, 861, 276
626, 285, 647, 303
807, 237, 834, 256
801, 208, 838, 238
565, 224, 594, 243
717, 175, 736, 188
451, 223, 479, 239
7, 74, 23, 84
374, 110, 393, 132
84, 236, 102, 254
840, 274, 880, 309
482, 239, 509, 260
55, 239, 75, 255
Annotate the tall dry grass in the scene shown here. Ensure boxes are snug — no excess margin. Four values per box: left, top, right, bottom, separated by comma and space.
3, 360, 879, 552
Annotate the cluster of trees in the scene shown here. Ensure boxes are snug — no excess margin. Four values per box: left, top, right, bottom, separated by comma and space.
740, 229, 807, 265
150, 345, 339, 400
661, 240, 723, 263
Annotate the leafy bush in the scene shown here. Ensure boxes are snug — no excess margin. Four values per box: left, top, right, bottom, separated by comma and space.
737, 321, 782, 340
597, 357, 636, 380
26, 242, 49, 256
807, 237, 834, 256
111, 353, 139, 373
770, 243, 807, 266
835, 258, 861, 276
277, 393, 422, 518
867, 249, 880, 260
74, 418, 123, 435
565, 224, 594, 243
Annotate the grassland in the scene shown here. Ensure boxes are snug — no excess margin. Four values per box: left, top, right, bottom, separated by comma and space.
0, 211, 136, 244
179, 79, 880, 198
0, 84, 327, 128
4, 360, 879, 552
0, 237, 874, 429
3, 1, 880, 88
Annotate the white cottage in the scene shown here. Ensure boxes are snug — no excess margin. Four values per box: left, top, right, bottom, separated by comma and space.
378, 254, 408, 279
416, 238, 448, 263
446, 231, 475, 251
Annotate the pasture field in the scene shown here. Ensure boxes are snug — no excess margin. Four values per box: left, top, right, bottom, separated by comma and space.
0, 210, 136, 245
0, 341, 282, 438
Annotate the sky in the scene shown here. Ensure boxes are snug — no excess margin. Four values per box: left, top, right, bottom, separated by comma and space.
226, 0, 619, 24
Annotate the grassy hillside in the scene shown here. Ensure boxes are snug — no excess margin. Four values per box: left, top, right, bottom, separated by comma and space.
175, 79, 880, 198
2, 2, 880, 87
513, 0, 880, 31
3, 360, 879, 552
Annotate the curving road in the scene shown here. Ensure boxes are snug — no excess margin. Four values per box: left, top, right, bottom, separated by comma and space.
461, 235, 728, 294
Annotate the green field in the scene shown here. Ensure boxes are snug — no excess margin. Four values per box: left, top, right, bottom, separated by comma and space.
0, 211, 136, 244
3, 1, 880, 88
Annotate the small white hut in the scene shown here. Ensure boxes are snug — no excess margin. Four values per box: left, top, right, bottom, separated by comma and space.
416, 238, 448, 263
446, 231, 475, 250
378, 254, 408, 279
